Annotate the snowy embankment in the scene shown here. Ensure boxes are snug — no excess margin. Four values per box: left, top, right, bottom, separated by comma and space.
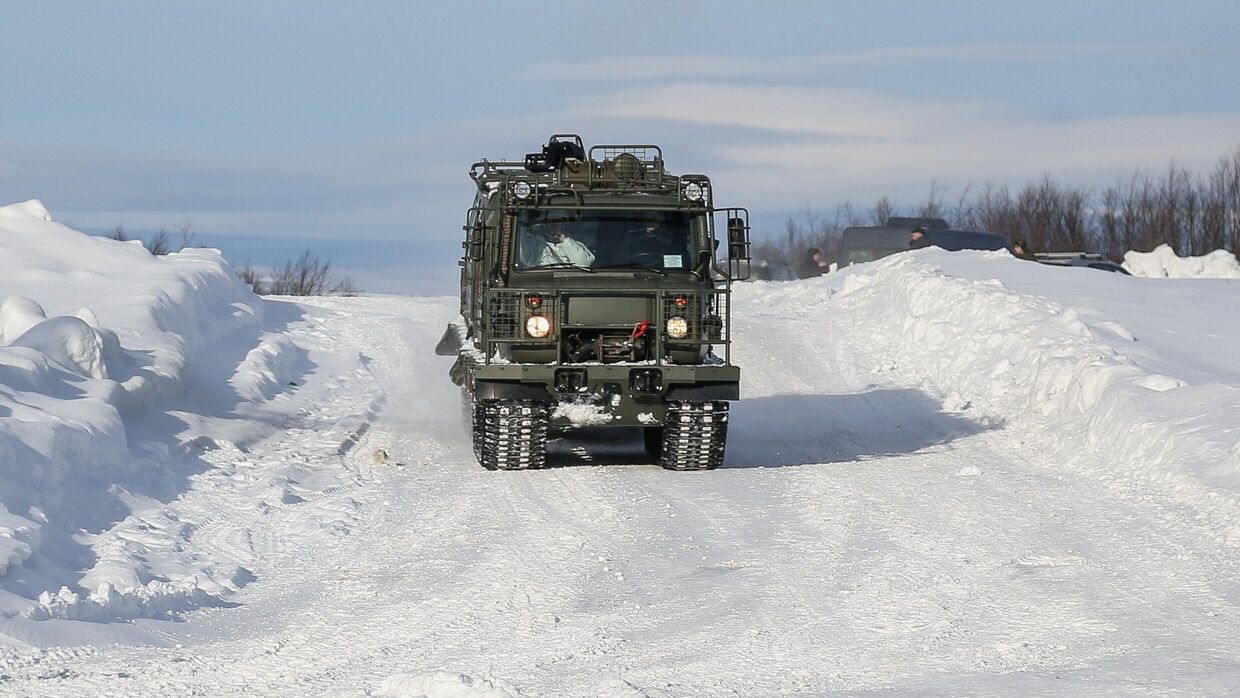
1123, 243, 1240, 278
741, 250, 1240, 537
0, 200, 286, 623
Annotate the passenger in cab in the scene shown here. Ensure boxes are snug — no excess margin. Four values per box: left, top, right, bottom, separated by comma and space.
538, 221, 595, 267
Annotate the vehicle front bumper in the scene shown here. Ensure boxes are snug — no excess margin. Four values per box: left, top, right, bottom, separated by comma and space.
469, 363, 740, 426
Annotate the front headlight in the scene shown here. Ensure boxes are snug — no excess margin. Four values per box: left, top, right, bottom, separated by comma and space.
666, 315, 689, 339
525, 314, 552, 338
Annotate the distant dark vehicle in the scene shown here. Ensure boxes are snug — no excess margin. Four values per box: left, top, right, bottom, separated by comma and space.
839, 224, 1010, 266
926, 229, 1010, 252
1034, 252, 1132, 275
751, 259, 798, 281
885, 216, 950, 230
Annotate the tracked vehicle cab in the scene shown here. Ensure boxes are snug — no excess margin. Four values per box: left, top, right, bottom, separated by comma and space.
438, 135, 750, 470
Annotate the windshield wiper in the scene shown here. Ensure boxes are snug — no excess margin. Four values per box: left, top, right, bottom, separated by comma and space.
530, 262, 595, 273
594, 264, 667, 276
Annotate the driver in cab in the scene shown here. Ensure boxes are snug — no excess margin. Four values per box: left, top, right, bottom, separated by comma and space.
633, 212, 682, 261
537, 221, 595, 267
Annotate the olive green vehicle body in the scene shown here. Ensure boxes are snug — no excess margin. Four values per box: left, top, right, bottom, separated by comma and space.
440, 135, 750, 429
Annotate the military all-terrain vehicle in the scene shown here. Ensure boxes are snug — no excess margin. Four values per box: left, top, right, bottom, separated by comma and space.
436, 135, 750, 471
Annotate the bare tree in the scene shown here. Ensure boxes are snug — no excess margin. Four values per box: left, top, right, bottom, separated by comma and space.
236, 258, 265, 294
107, 224, 128, 241
266, 249, 359, 296
869, 196, 894, 226
178, 219, 198, 249
1097, 183, 1125, 260
949, 184, 976, 231
329, 277, 359, 297
916, 180, 946, 220
144, 228, 171, 255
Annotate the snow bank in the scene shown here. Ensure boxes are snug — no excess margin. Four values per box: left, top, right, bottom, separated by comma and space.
1122, 243, 1240, 278
231, 335, 305, 401
0, 199, 262, 621
741, 250, 1240, 536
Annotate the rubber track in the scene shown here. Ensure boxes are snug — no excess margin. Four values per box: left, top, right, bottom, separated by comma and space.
473, 399, 550, 470
660, 400, 729, 471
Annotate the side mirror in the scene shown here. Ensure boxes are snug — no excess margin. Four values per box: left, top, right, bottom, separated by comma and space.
694, 249, 712, 278
727, 217, 749, 261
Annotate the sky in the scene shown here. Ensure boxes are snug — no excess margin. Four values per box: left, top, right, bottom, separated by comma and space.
2, 0, 1239, 293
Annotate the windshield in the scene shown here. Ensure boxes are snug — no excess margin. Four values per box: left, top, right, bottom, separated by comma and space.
846, 249, 877, 265
513, 209, 696, 272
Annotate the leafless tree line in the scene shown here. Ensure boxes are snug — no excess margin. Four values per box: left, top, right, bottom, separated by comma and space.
236, 250, 358, 296
756, 146, 1240, 267
107, 219, 200, 255
105, 221, 357, 296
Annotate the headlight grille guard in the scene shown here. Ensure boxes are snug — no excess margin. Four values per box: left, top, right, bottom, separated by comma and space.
481, 288, 730, 366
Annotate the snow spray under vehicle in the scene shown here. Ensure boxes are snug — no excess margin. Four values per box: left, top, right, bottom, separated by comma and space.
437, 135, 751, 470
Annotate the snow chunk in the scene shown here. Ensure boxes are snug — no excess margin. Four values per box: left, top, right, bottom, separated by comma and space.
552, 401, 616, 426
9, 316, 110, 379
0, 507, 40, 578
1136, 374, 1185, 392
30, 580, 219, 622
1123, 244, 1240, 279
374, 671, 518, 698
0, 296, 47, 343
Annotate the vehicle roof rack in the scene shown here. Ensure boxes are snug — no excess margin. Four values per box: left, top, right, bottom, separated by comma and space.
1035, 252, 1104, 260
470, 135, 707, 205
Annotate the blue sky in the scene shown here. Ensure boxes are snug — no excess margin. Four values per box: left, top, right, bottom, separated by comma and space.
2, 1, 1239, 293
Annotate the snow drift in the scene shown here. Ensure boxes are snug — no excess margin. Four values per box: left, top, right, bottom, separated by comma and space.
740, 249, 1240, 539
1123, 243, 1240, 278
0, 200, 265, 622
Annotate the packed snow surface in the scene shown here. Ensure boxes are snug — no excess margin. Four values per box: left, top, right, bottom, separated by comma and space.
3, 210, 1240, 696
1122, 242, 1240, 278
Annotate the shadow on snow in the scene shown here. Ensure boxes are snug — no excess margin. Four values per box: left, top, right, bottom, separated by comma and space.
2, 298, 313, 618
544, 387, 989, 470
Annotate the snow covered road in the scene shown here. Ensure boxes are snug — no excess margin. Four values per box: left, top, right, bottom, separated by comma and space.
5, 268, 1240, 695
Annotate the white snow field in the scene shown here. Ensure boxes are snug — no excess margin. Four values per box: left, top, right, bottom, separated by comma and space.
3, 203, 1240, 695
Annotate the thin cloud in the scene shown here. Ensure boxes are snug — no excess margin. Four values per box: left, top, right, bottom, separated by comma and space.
576, 83, 1013, 139
570, 83, 1240, 209
524, 42, 1154, 81
0, 116, 587, 240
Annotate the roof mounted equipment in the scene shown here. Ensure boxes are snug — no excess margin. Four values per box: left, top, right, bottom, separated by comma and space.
525, 134, 586, 173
